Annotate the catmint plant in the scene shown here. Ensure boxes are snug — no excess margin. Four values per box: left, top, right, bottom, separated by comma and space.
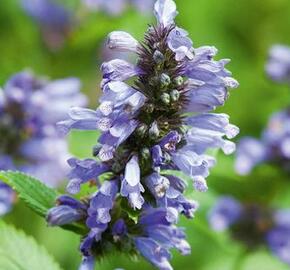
208, 196, 290, 266
235, 45, 290, 175
0, 71, 87, 215
47, 0, 238, 269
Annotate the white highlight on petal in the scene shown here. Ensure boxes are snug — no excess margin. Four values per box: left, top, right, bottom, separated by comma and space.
124, 155, 140, 186
99, 101, 113, 116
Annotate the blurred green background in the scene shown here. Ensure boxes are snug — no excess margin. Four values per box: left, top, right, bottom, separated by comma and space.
1, 0, 290, 269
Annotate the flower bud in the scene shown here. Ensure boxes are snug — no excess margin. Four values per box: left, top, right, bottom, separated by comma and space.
153, 50, 165, 64
141, 148, 151, 160
170, 89, 180, 102
145, 103, 155, 113
160, 73, 171, 88
161, 93, 171, 104
174, 76, 184, 86
149, 121, 160, 139
136, 123, 148, 137
47, 205, 84, 226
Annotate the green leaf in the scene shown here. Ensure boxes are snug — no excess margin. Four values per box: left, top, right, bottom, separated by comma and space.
0, 171, 88, 235
0, 171, 58, 217
0, 220, 63, 270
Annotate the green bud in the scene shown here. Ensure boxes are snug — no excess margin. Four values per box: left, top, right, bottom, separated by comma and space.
163, 121, 169, 130
160, 73, 171, 88
141, 148, 150, 160
145, 103, 154, 113
160, 93, 171, 104
153, 50, 165, 64
149, 121, 160, 139
136, 123, 148, 137
170, 89, 180, 102
174, 76, 184, 86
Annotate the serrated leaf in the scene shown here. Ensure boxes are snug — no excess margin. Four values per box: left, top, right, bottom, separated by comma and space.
0, 171, 58, 217
0, 220, 63, 270
0, 171, 88, 235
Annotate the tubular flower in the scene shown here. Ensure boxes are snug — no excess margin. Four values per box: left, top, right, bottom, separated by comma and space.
209, 197, 290, 266
0, 71, 87, 215
48, 0, 238, 269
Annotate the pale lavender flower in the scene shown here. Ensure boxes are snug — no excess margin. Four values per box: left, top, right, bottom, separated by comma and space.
0, 71, 86, 214
208, 196, 242, 232
82, 0, 154, 15
0, 182, 15, 216
266, 45, 290, 83
235, 110, 290, 174
210, 197, 290, 265
21, 0, 73, 50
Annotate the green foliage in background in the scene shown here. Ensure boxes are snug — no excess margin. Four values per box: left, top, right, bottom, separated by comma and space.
0, 220, 62, 270
1, 0, 290, 269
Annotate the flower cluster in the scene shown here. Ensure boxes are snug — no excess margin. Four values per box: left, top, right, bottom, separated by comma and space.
21, 0, 73, 50
47, 0, 238, 269
208, 196, 290, 265
83, 0, 155, 15
235, 45, 290, 175
0, 71, 87, 215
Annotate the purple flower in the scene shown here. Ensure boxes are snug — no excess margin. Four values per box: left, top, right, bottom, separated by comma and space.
145, 173, 170, 199
135, 207, 190, 269
209, 197, 290, 265
66, 158, 109, 194
82, 0, 154, 15
235, 110, 290, 174
112, 219, 127, 238
0, 183, 15, 216
135, 237, 173, 270
267, 227, 290, 265
86, 180, 118, 229
235, 137, 267, 175
208, 197, 242, 231
266, 45, 290, 83
47, 195, 87, 226
267, 210, 290, 265
0, 72, 86, 181
21, 0, 73, 50
107, 31, 139, 52
79, 256, 95, 270
154, 0, 177, 27
0, 71, 86, 214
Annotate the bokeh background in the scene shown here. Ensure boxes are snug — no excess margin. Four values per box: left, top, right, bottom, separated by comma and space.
1, 0, 290, 269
